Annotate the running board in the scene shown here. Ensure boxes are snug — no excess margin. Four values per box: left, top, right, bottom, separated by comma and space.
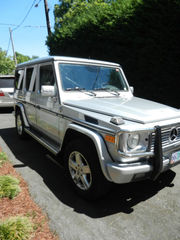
25, 128, 60, 155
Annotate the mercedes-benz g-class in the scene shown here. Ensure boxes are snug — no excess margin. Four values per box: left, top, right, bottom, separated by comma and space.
14, 56, 180, 199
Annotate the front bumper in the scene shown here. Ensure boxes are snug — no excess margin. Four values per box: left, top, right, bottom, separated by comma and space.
106, 158, 172, 184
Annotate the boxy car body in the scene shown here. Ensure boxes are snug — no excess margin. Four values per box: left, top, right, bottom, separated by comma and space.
13, 56, 180, 198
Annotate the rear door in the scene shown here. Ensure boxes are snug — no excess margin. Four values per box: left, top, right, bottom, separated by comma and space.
36, 63, 60, 144
24, 66, 37, 127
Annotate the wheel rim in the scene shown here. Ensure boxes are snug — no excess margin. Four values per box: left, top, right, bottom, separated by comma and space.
68, 151, 92, 191
17, 114, 23, 135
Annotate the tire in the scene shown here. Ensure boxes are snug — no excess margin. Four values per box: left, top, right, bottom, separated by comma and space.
15, 110, 27, 139
64, 139, 111, 200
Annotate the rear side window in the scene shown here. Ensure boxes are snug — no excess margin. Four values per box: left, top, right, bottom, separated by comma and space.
0, 78, 14, 88
15, 70, 24, 90
26, 68, 33, 90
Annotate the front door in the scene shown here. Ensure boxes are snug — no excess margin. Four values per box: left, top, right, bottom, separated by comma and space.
36, 63, 60, 144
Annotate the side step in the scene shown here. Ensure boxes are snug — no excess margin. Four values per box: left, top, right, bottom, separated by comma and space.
25, 128, 60, 155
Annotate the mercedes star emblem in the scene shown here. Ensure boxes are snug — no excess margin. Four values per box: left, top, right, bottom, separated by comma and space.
170, 128, 178, 141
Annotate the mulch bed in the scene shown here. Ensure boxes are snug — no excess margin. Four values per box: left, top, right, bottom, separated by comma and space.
0, 160, 59, 240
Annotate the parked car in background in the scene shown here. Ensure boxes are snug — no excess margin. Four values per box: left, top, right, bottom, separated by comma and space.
13, 56, 180, 199
0, 75, 14, 108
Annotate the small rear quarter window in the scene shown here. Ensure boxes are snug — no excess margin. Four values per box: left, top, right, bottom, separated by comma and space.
15, 70, 24, 90
26, 68, 33, 90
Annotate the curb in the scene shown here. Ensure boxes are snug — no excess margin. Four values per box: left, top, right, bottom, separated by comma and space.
0, 136, 61, 238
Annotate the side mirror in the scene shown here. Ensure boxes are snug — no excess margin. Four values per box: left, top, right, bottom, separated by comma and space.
130, 86, 134, 94
41, 85, 55, 97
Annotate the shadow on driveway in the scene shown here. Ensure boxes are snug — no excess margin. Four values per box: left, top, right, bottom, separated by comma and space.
0, 127, 176, 218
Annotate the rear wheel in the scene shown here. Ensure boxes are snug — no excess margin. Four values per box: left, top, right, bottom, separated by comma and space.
15, 110, 27, 139
64, 139, 111, 199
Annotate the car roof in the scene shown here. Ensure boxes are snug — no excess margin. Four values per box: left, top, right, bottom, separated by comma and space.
16, 56, 120, 68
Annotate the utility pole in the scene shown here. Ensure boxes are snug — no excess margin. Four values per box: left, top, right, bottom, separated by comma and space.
43, 0, 51, 36
9, 28, 17, 66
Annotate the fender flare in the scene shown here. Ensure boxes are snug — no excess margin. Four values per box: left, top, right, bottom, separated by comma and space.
15, 102, 30, 128
66, 123, 113, 181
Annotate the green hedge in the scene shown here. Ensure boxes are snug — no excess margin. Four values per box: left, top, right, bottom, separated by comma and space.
47, 0, 180, 108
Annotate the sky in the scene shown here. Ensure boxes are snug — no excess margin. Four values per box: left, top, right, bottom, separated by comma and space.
0, 0, 59, 58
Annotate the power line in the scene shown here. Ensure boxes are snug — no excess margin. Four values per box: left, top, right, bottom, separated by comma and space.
35, 0, 42, 8
0, 22, 49, 28
0, 22, 17, 27
12, 0, 38, 31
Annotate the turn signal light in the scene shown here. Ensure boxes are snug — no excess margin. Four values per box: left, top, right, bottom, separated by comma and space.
105, 135, 115, 143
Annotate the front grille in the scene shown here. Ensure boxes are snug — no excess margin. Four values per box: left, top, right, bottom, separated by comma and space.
151, 126, 180, 151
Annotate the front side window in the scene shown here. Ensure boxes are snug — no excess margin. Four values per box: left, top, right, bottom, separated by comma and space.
39, 65, 55, 89
59, 64, 128, 92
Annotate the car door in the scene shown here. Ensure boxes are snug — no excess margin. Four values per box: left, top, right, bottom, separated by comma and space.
36, 63, 60, 144
24, 66, 37, 127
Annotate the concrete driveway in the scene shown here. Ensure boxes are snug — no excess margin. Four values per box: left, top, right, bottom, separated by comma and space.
0, 109, 180, 240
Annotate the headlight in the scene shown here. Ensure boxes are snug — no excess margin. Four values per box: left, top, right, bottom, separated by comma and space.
127, 133, 140, 149
118, 131, 149, 153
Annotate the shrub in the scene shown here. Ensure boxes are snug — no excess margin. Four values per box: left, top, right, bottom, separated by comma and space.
0, 216, 33, 240
0, 152, 8, 167
0, 175, 21, 199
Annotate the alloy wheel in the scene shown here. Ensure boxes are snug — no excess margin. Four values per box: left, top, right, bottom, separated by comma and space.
68, 151, 92, 190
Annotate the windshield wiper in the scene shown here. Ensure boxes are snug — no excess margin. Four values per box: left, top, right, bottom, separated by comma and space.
94, 88, 120, 96
66, 87, 85, 91
65, 87, 96, 96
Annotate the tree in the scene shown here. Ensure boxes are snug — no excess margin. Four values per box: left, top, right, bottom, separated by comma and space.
16, 52, 38, 64
47, 0, 180, 108
0, 48, 39, 75
0, 48, 15, 75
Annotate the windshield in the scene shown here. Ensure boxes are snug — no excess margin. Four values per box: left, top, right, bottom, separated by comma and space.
59, 64, 128, 92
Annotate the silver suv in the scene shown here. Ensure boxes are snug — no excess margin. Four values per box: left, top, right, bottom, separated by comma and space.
14, 56, 180, 199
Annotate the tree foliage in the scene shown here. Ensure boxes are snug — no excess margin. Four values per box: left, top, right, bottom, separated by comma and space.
16, 52, 38, 64
47, 0, 180, 108
0, 48, 15, 75
0, 49, 38, 75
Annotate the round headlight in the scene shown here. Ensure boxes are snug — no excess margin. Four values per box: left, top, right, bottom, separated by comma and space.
127, 133, 140, 149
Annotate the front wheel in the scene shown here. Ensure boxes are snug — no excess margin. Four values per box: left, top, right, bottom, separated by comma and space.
64, 139, 111, 200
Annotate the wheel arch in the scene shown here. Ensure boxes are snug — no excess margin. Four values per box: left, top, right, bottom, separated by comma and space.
61, 123, 113, 182
14, 102, 29, 128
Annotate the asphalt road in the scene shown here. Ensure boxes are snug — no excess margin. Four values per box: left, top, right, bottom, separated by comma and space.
0, 109, 180, 240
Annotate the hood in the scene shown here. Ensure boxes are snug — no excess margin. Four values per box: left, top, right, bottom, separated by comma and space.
63, 96, 180, 124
